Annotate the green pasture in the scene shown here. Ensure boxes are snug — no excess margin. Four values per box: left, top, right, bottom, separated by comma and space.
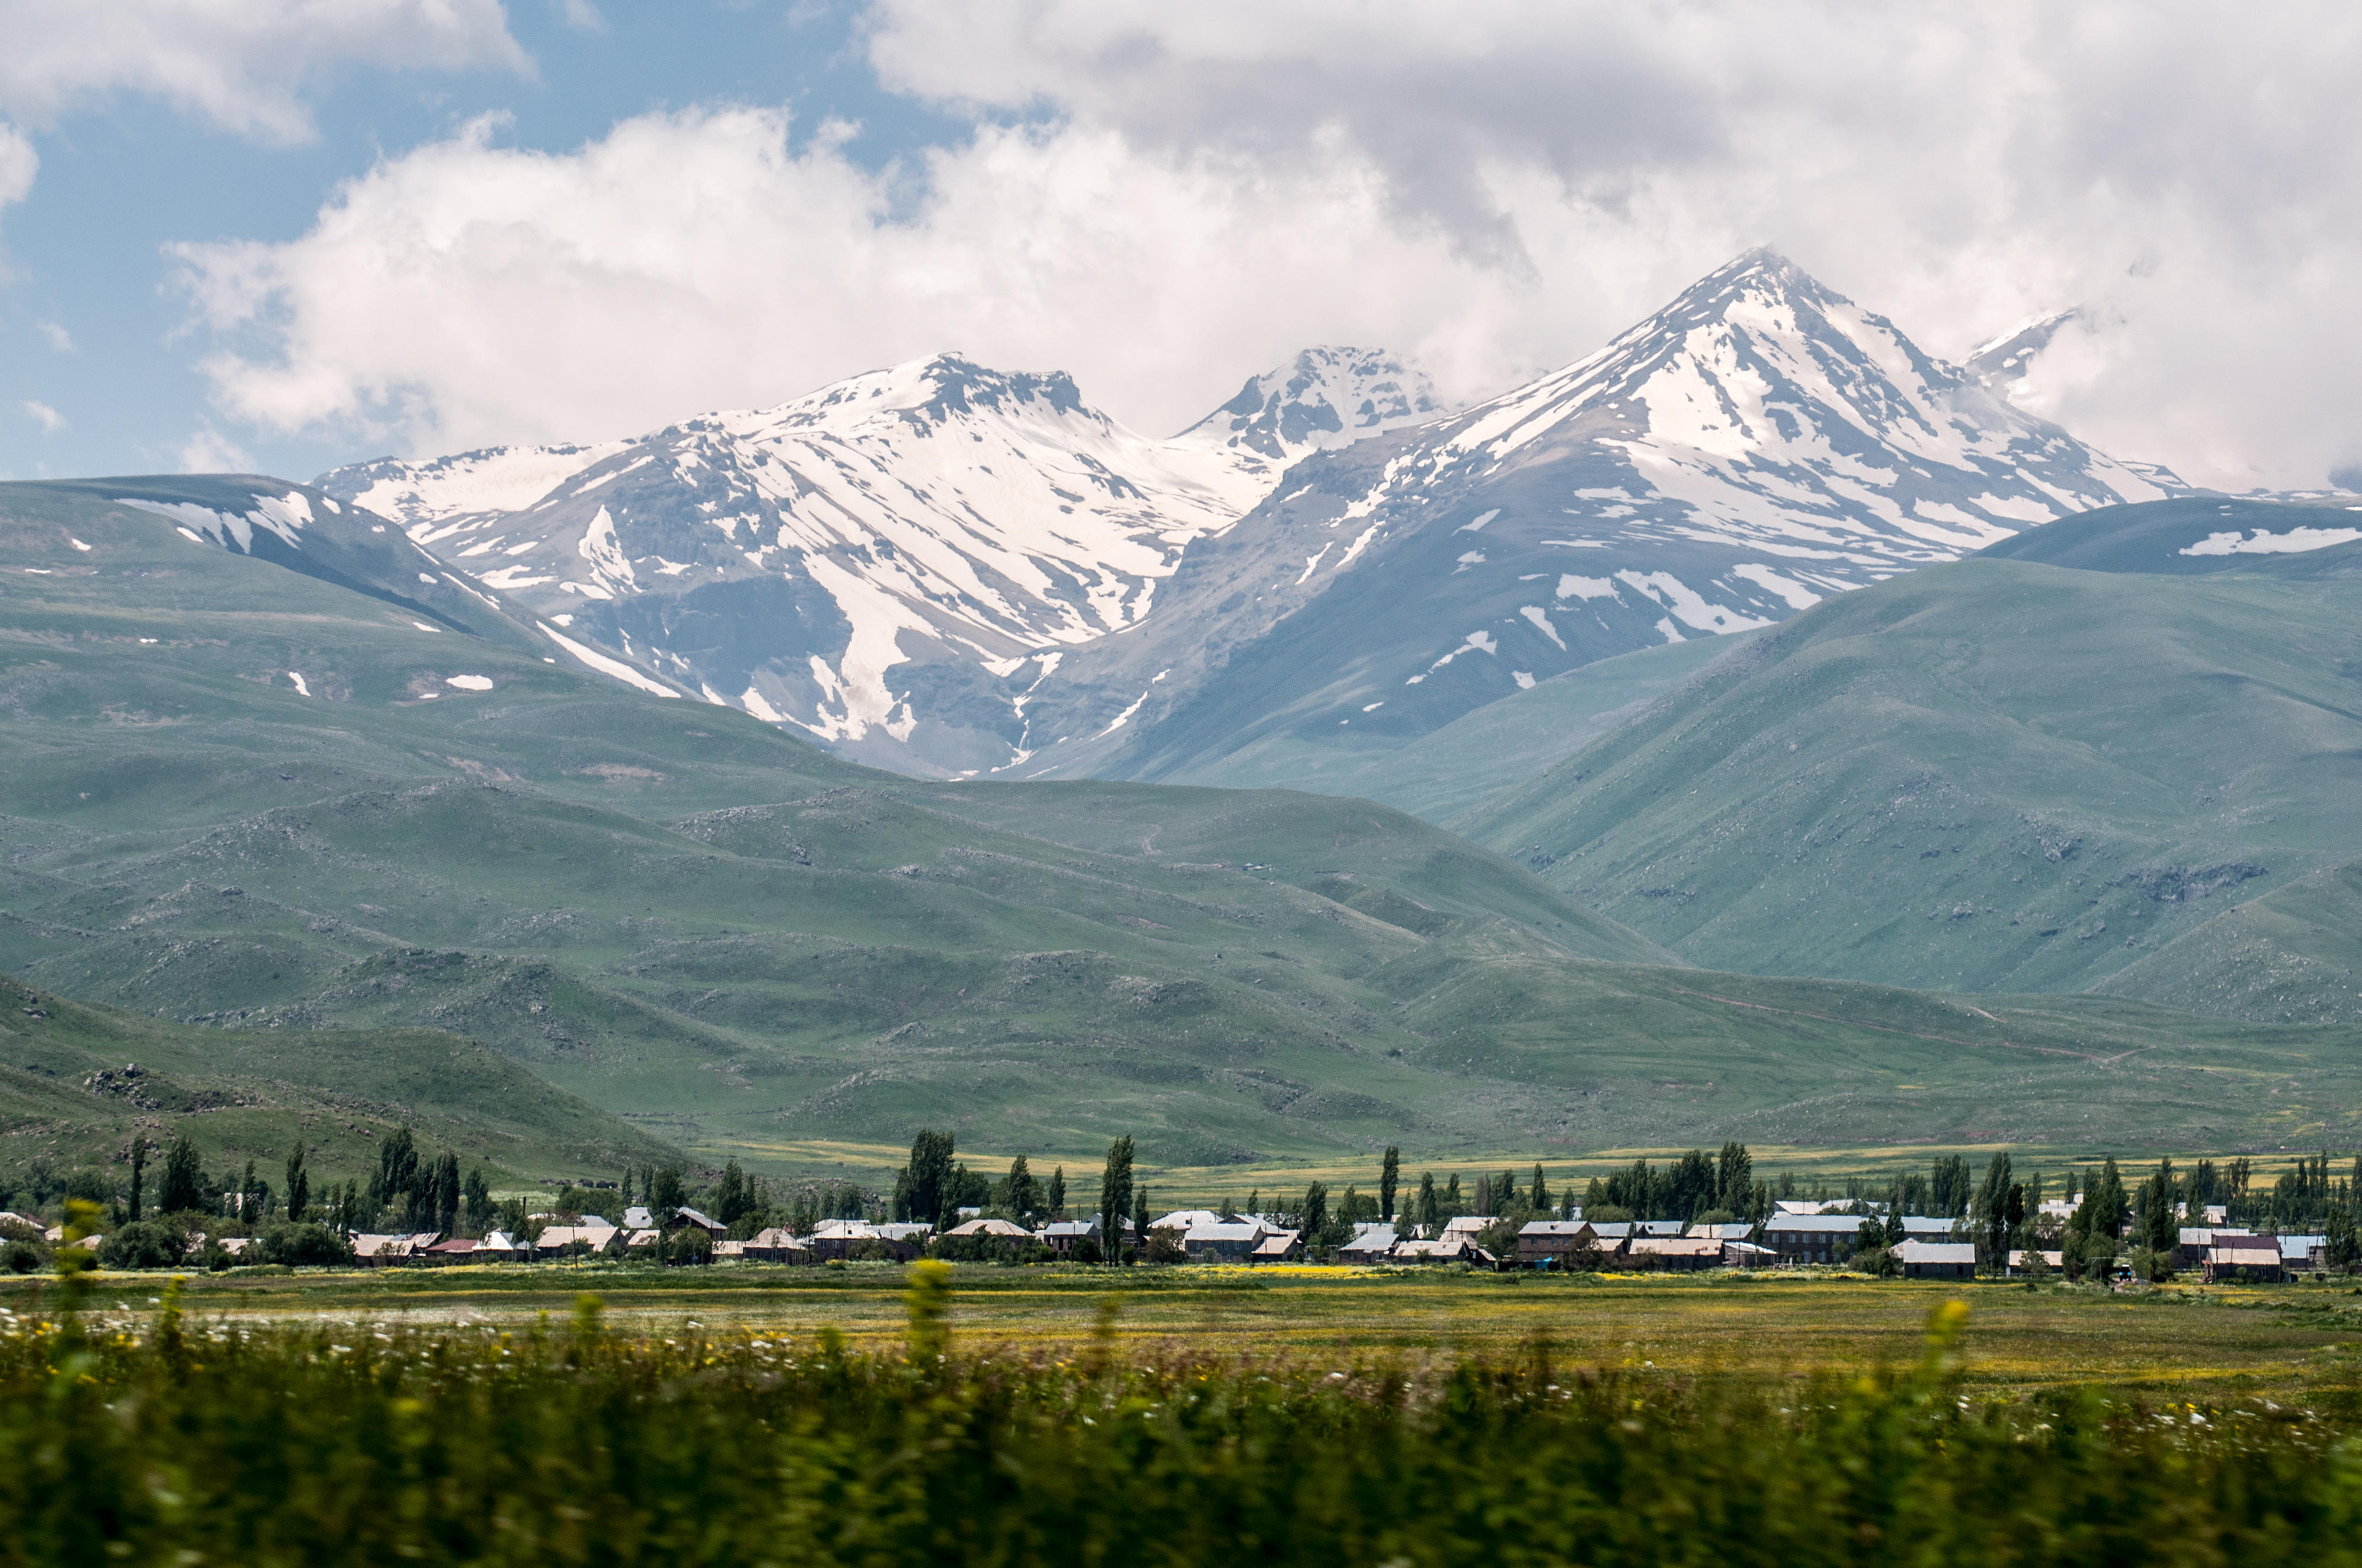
17, 1262, 2362, 1402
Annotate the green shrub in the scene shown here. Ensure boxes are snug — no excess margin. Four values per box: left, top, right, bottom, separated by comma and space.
257, 1222, 352, 1268
97, 1221, 182, 1271
0, 1296, 2354, 1564
0, 1242, 37, 1275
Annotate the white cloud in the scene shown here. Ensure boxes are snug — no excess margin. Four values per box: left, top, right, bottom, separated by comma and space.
21, 399, 64, 434
178, 425, 253, 472
0, 120, 34, 208
0, 0, 526, 143
170, 3, 2362, 488
35, 320, 71, 352
556, 0, 606, 32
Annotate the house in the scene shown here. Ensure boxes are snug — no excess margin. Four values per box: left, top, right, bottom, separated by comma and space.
1897, 1216, 1959, 1241
1761, 1212, 1867, 1265
1628, 1236, 1722, 1272
1893, 1240, 1976, 1279
1185, 1221, 1275, 1262
943, 1217, 1032, 1238
534, 1223, 623, 1258
2179, 1228, 2272, 1270
810, 1219, 924, 1262
742, 1227, 811, 1263
1336, 1224, 1397, 1264
1038, 1218, 1102, 1257
1516, 1220, 1601, 1268
625, 1228, 663, 1255
422, 1237, 480, 1264
1151, 1210, 1232, 1234
0, 1211, 40, 1237
622, 1206, 654, 1230
351, 1233, 441, 1266
668, 1207, 726, 1238
1440, 1215, 1496, 1242
1392, 1236, 1480, 1265
713, 1240, 746, 1260
877, 1222, 937, 1246
2280, 1235, 2328, 1273
1631, 1219, 1686, 1239
1721, 1240, 1777, 1268
1774, 1200, 1845, 1215
1248, 1229, 1304, 1263
2005, 1249, 2064, 1275
475, 1231, 522, 1262
1687, 1221, 1753, 1242
2206, 1240, 2285, 1283
1584, 1221, 1635, 1253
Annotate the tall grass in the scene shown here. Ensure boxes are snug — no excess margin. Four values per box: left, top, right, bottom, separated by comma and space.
0, 1277, 2357, 1566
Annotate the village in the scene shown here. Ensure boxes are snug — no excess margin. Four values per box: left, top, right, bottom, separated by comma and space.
1, 1197, 2331, 1284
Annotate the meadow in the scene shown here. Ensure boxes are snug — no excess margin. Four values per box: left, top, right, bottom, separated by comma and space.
14, 1260, 2362, 1403
5, 1262, 2362, 1564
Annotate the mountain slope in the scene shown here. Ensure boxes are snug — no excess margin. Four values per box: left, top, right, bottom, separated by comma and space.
0, 972, 680, 1190
1456, 498, 2362, 995
319, 348, 1441, 778
2096, 858, 2362, 1027
1007, 249, 2181, 784
7, 476, 2362, 1166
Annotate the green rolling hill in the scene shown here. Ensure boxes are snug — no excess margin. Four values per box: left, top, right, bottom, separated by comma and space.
0, 973, 678, 1193
1459, 497, 2362, 998
6, 477, 2362, 1177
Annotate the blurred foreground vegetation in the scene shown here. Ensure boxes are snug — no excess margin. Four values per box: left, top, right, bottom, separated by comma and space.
4, 1264, 2362, 1566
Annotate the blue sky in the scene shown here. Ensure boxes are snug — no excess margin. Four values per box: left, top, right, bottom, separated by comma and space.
1, 2, 975, 481
1, 3, 2356, 490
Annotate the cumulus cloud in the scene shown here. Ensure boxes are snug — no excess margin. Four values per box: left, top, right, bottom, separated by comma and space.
178, 424, 253, 473
172, 2, 2362, 487
0, 120, 34, 208
0, 0, 525, 143
35, 320, 71, 352
21, 399, 65, 434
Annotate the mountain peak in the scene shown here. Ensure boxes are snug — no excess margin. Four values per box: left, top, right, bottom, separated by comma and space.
1176, 345, 1444, 462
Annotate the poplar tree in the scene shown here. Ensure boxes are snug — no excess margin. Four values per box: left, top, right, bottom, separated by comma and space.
901, 1131, 957, 1227
1046, 1165, 1066, 1216
284, 1142, 308, 1224
1100, 1136, 1134, 1260
1530, 1163, 1551, 1215
1415, 1172, 1438, 1234
1380, 1146, 1400, 1221
127, 1138, 146, 1224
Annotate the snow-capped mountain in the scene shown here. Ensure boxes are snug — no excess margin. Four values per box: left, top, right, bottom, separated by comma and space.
1004, 249, 2188, 782
1175, 347, 1443, 473
318, 347, 1441, 774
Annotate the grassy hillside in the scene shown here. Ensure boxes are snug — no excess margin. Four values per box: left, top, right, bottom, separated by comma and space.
0, 973, 677, 1194
1155, 636, 1740, 821
2096, 858, 2362, 1026
9, 477, 2362, 1176
1460, 509, 2362, 997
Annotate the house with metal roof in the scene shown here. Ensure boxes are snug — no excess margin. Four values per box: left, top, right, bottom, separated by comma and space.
1761, 1211, 1866, 1265
1893, 1240, 1975, 1279
1629, 1236, 1722, 1271
1516, 1219, 1603, 1267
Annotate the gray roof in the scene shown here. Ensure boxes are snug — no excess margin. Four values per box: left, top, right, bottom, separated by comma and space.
1893, 1241, 1975, 1263
1762, 1212, 1870, 1236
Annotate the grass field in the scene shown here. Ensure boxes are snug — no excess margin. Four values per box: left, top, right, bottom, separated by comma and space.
18, 1262, 2362, 1403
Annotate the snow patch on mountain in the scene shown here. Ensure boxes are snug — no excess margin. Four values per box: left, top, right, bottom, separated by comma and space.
116, 489, 312, 553
319, 347, 1441, 773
